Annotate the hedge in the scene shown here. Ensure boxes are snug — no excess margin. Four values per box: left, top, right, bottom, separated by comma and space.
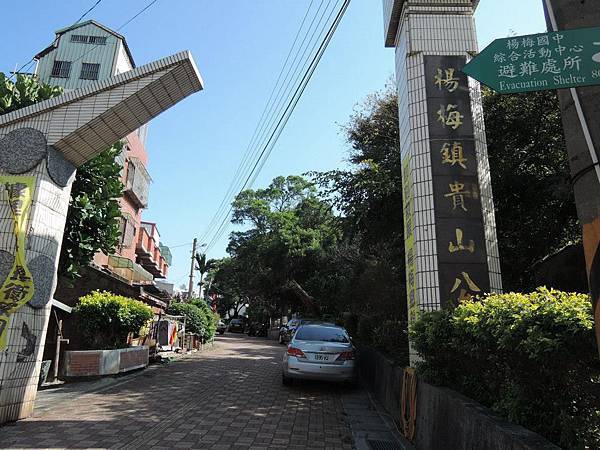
411, 287, 600, 449
74, 291, 153, 350
167, 299, 218, 341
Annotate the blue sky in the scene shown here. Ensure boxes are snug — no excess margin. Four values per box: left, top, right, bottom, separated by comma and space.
1, 1, 547, 289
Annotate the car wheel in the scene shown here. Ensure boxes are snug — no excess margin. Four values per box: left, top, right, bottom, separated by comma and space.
282, 373, 293, 386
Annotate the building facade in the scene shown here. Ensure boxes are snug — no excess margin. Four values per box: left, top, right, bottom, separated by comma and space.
34, 20, 172, 308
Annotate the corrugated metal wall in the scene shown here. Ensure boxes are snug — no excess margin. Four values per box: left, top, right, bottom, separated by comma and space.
35, 23, 120, 90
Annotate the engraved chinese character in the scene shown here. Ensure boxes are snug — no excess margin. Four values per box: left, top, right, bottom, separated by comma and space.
498, 64, 517, 78
5, 182, 27, 215
539, 47, 552, 59
537, 35, 550, 46
2, 282, 30, 306
441, 142, 467, 169
493, 52, 506, 63
437, 105, 464, 130
522, 49, 536, 59
508, 51, 521, 62
563, 56, 582, 71
541, 59, 561, 74
10, 266, 30, 282
451, 272, 482, 302
507, 39, 519, 50
519, 61, 538, 76
570, 45, 584, 53
444, 181, 468, 212
553, 33, 566, 56
521, 37, 535, 48
448, 228, 475, 253
434, 68, 460, 92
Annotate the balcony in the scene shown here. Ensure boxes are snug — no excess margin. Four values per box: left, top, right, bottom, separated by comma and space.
124, 157, 151, 208
136, 226, 154, 258
107, 255, 154, 284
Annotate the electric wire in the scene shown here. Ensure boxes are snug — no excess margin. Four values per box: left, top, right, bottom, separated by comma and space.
203, 0, 351, 254
200, 0, 342, 251
8, 0, 105, 80
59, 0, 160, 70
203, 0, 340, 252
197, 0, 319, 246
201, 0, 337, 248
204, 0, 347, 252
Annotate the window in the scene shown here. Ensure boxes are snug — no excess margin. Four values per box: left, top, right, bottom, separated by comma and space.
80, 63, 100, 80
70, 34, 88, 43
294, 326, 349, 343
88, 36, 107, 45
70, 34, 107, 45
51, 60, 71, 78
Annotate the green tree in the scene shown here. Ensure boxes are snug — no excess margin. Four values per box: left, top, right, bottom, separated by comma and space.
217, 175, 341, 317
483, 88, 579, 291
0, 72, 124, 279
194, 252, 217, 295
0, 73, 62, 114
59, 142, 124, 277
312, 85, 406, 324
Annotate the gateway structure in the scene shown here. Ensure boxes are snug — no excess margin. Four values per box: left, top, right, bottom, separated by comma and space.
0, 51, 203, 423
382, 0, 502, 361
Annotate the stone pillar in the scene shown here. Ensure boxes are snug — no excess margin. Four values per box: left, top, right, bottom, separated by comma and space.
383, 0, 502, 363
0, 51, 203, 423
0, 130, 76, 421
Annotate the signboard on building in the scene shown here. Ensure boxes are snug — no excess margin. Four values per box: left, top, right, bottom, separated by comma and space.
463, 28, 600, 93
424, 56, 491, 305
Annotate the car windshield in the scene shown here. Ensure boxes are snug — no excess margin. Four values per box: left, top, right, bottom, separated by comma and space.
294, 326, 349, 343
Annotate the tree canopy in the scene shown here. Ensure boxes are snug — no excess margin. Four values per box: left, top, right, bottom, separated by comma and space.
482, 88, 579, 291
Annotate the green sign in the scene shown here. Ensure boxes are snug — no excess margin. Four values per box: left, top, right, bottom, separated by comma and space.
463, 27, 600, 94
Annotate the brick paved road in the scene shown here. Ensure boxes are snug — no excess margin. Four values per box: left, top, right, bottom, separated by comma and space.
1, 333, 355, 449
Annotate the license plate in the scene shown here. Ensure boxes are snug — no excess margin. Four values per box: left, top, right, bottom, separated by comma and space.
314, 354, 330, 361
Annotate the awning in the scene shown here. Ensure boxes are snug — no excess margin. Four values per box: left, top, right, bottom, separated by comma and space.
108, 255, 154, 284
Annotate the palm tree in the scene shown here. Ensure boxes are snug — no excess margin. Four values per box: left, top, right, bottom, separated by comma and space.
195, 253, 217, 298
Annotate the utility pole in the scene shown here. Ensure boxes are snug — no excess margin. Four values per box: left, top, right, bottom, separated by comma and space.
187, 238, 197, 299
542, 0, 600, 354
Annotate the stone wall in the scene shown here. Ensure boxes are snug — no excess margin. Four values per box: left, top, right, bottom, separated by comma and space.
357, 346, 559, 450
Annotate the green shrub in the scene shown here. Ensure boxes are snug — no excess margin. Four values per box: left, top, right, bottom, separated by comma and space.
167, 302, 207, 337
372, 320, 409, 365
168, 299, 219, 341
191, 299, 218, 341
411, 288, 600, 448
74, 291, 153, 350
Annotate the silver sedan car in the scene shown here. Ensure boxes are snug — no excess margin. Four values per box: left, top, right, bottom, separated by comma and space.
282, 323, 356, 385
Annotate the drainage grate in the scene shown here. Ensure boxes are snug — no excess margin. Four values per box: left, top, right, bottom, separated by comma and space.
367, 439, 405, 450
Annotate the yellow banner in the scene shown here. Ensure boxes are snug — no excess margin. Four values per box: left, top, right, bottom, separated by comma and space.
0, 176, 35, 350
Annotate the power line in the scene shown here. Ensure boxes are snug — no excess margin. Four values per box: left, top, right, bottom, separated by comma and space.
9, 0, 105, 80
61, 0, 160, 70
204, 1, 340, 252
204, 0, 351, 254
198, 0, 319, 246
200, 0, 341, 250
205, 0, 347, 253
